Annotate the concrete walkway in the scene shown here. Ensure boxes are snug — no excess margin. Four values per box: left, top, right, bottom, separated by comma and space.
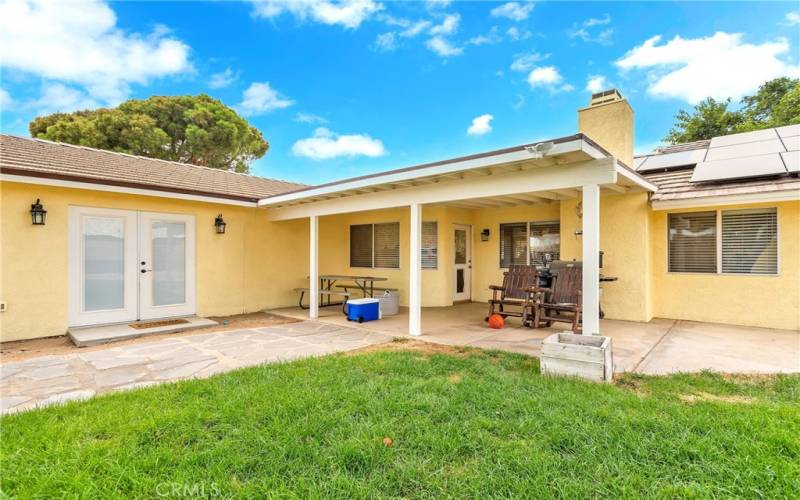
1, 321, 392, 414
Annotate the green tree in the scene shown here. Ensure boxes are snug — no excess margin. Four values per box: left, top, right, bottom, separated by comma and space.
664, 98, 743, 144
665, 78, 800, 144
29, 95, 268, 173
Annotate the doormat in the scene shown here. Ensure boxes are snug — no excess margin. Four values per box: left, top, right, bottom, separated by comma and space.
129, 318, 190, 330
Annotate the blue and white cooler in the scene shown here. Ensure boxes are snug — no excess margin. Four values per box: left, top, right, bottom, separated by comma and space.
345, 298, 380, 323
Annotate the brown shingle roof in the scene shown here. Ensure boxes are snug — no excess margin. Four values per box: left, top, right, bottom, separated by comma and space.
643, 168, 800, 202
0, 134, 306, 202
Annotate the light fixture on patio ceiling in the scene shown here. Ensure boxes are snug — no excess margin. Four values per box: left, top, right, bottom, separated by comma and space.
30, 199, 47, 225
214, 214, 226, 234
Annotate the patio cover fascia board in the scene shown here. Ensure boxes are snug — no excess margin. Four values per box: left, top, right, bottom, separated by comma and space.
258, 135, 610, 208
265, 157, 620, 220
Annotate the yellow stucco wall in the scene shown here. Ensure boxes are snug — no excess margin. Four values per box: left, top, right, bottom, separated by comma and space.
0, 181, 307, 342
650, 200, 800, 331
577, 98, 635, 168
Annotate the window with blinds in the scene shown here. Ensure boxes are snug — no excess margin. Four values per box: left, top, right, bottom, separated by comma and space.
350, 224, 373, 268
421, 221, 438, 269
373, 222, 400, 268
668, 212, 717, 273
500, 221, 560, 268
499, 223, 527, 267
721, 208, 777, 275
530, 221, 560, 267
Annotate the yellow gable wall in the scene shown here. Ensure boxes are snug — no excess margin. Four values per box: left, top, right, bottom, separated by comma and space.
650, 200, 799, 331
0, 181, 308, 342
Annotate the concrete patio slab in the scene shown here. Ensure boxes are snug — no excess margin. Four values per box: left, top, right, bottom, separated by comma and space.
68, 316, 218, 347
1, 321, 394, 414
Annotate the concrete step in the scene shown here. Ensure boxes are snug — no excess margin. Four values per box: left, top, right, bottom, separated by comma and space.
68, 317, 218, 347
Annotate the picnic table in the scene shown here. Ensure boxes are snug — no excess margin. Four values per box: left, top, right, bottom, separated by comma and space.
295, 274, 389, 310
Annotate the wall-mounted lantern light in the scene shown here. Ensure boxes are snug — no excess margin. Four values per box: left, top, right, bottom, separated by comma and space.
30, 199, 47, 225
480, 229, 490, 242
214, 214, 227, 234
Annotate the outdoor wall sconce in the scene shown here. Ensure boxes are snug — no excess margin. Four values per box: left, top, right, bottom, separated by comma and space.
214, 214, 227, 234
480, 229, 490, 242
30, 199, 47, 225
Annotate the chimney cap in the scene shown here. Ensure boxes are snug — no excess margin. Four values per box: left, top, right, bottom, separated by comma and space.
590, 89, 623, 107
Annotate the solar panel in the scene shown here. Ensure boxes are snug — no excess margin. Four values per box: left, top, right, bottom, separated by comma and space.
776, 124, 800, 139
636, 148, 707, 172
781, 151, 800, 174
780, 134, 800, 152
691, 153, 787, 182
709, 128, 778, 148
634, 156, 648, 169
705, 138, 785, 162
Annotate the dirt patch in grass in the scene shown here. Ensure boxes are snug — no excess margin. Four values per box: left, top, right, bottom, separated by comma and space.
448, 373, 464, 383
1, 312, 298, 363
343, 339, 474, 358
679, 392, 756, 404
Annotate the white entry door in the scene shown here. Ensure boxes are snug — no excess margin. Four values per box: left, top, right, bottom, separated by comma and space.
453, 224, 472, 301
69, 207, 139, 326
69, 208, 196, 326
138, 212, 196, 320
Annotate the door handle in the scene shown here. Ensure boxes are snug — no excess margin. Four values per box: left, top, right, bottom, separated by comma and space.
140, 269, 152, 274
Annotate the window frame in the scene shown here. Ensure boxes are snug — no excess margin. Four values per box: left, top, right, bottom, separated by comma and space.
666, 207, 780, 277
349, 222, 401, 269
499, 220, 561, 269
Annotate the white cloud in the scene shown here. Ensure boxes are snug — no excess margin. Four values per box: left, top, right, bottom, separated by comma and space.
426, 36, 463, 57
585, 75, 608, 93
30, 83, 99, 114
401, 20, 431, 37
468, 27, 501, 46
238, 82, 294, 115
506, 26, 531, 41
429, 13, 459, 35
425, 0, 451, 9
292, 127, 386, 160
784, 11, 800, 25
0, 0, 192, 105
295, 112, 328, 124
569, 14, 613, 45
0, 88, 13, 110
209, 68, 237, 89
373, 32, 397, 51
490, 2, 534, 22
615, 32, 800, 103
510, 51, 547, 72
250, 0, 382, 29
467, 114, 493, 136
527, 66, 574, 92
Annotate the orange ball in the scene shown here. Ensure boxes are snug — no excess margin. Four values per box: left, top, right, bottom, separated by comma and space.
488, 314, 505, 329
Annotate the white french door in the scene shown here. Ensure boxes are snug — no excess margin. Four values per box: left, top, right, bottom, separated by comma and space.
453, 224, 472, 302
69, 207, 196, 327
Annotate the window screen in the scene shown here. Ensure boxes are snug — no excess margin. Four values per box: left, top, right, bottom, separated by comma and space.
668, 212, 717, 273
421, 221, 438, 269
349, 224, 373, 267
499, 223, 528, 267
530, 221, 560, 267
721, 208, 777, 275
373, 222, 400, 269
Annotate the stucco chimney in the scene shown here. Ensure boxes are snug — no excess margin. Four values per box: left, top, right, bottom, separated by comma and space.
578, 89, 634, 168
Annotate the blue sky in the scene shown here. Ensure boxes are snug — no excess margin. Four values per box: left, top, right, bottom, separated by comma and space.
1, 1, 799, 184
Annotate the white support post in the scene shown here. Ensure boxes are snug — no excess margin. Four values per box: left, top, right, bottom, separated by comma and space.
309, 215, 319, 319
408, 202, 422, 336
581, 184, 600, 335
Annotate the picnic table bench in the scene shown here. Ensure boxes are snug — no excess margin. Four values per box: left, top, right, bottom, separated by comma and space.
294, 274, 389, 312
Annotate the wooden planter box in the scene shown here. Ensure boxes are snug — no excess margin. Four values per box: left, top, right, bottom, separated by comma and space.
540, 333, 613, 382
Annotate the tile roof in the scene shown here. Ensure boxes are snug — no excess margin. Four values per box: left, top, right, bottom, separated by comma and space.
643, 167, 800, 202
0, 134, 306, 202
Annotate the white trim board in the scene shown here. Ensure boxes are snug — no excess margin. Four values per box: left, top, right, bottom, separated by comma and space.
651, 189, 800, 210
1, 174, 258, 208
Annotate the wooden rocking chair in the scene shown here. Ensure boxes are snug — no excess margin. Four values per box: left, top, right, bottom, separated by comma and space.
486, 265, 539, 327
532, 265, 582, 333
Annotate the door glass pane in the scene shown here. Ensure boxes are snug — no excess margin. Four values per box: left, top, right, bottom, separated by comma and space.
454, 229, 467, 264
456, 269, 464, 294
84, 216, 125, 311
152, 221, 186, 306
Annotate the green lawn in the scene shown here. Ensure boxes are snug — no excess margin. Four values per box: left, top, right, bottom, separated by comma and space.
2, 341, 799, 498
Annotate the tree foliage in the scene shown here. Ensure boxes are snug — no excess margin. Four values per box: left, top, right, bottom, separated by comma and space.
29, 95, 268, 173
665, 78, 800, 144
